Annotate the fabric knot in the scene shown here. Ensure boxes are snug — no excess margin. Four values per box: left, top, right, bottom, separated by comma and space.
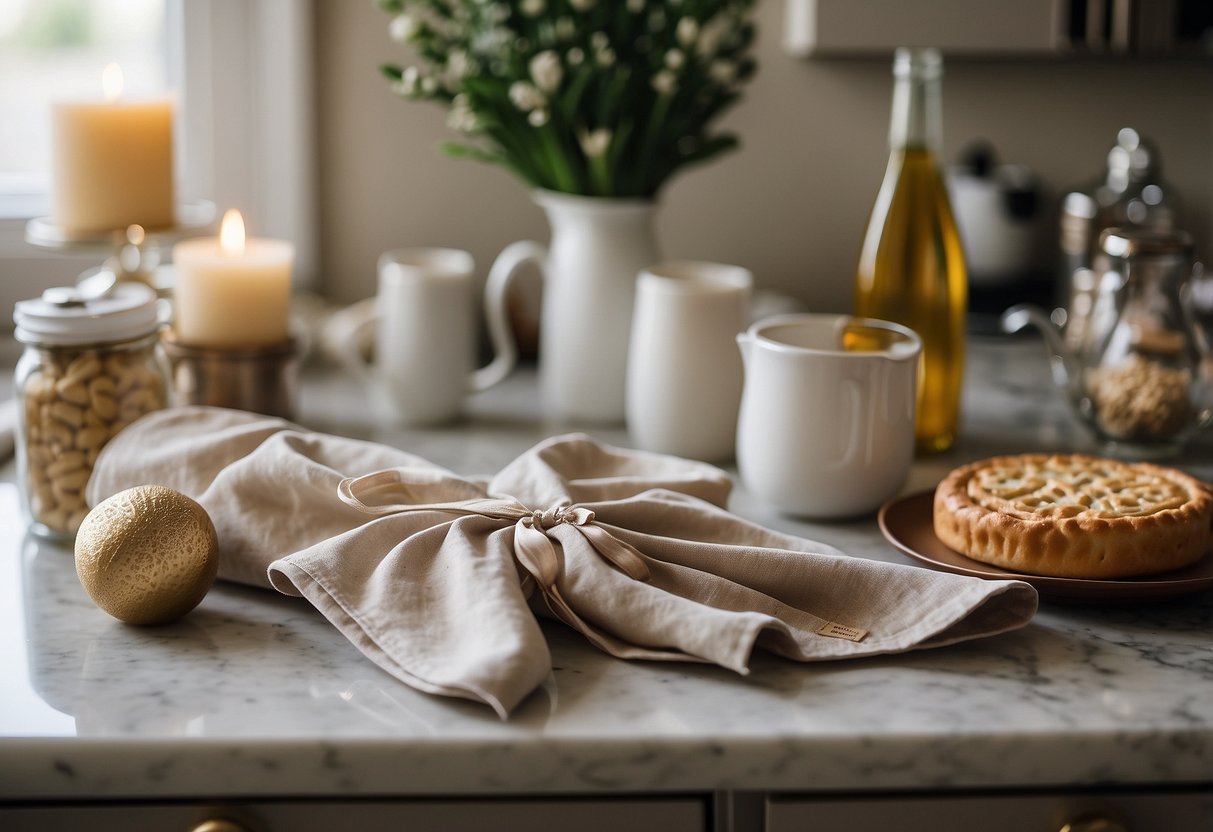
336, 467, 660, 673
527, 503, 595, 530
336, 471, 648, 594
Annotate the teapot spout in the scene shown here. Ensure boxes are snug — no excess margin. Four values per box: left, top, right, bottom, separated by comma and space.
1001, 303, 1073, 387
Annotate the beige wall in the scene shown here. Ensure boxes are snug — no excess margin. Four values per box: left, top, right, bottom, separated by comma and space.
315, 1, 1213, 312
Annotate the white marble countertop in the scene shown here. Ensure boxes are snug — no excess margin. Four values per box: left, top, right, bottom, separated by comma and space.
1, 337, 1211, 801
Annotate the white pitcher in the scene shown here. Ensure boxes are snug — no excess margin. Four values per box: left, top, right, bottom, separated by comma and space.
736, 314, 922, 518
626, 261, 751, 462
486, 190, 660, 423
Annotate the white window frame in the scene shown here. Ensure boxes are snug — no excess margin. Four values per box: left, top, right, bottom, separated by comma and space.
0, 0, 317, 322
173, 0, 317, 288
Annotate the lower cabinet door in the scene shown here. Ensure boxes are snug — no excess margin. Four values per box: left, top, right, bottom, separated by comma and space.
0, 796, 708, 832
766, 789, 1213, 832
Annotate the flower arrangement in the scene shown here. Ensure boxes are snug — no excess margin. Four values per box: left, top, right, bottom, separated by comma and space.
378, 0, 757, 198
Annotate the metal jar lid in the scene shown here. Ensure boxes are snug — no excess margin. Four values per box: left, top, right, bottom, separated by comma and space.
1099, 227, 1193, 260
14, 282, 160, 346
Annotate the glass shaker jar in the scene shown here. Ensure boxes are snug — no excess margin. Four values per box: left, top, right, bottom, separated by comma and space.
1075, 228, 1210, 456
1060, 128, 1178, 356
13, 282, 169, 540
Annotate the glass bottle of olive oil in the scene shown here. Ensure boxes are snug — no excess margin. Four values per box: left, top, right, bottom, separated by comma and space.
855, 47, 967, 454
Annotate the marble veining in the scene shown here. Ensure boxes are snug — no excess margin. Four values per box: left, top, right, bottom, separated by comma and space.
1, 338, 1211, 799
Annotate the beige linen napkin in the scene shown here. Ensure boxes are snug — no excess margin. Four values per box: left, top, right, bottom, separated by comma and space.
88, 407, 1037, 717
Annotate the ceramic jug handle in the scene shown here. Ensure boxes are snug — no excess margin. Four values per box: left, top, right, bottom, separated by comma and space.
325, 297, 378, 385
473, 240, 545, 392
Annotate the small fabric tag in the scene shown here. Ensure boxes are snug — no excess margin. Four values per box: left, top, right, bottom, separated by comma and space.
816, 621, 869, 642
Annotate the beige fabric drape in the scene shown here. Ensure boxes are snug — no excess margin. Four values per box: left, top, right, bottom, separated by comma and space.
88, 407, 1037, 717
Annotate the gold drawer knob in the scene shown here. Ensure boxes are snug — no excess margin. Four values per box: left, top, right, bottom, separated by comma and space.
190, 820, 251, 832
1059, 813, 1129, 832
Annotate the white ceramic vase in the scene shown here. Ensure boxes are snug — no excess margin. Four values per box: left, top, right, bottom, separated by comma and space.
487, 190, 660, 423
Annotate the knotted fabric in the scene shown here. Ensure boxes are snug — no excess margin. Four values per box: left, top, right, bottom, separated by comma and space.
336, 470, 653, 658
88, 407, 1037, 718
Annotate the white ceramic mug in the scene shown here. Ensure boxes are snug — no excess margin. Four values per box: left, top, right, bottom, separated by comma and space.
334, 248, 514, 425
626, 261, 752, 462
735, 314, 922, 518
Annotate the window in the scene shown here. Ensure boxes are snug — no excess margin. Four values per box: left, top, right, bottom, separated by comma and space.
0, 0, 317, 330
0, 0, 171, 219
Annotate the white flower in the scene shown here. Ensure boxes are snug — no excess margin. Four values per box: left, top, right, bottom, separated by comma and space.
708, 59, 737, 84
578, 127, 612, 158
509, 81, 546, 111
567, 47, 585, 66
389, 13, 420, 43
392, 65, 421, 97
447, 94, 478, 132
664, 49, 685, 70
445, 50, 475, 88
675, 17, 699, 47
529, 50, 563, 93
569, 0, 595, 11
626, 0, 644, 12
555, 17, 575, 40
420, 75, 439, 94
520, 0, 545, 16
591, 31, 610, 51
472, 25, 513, 58
596, 47, 615, 66
528, 108, 549, 127
651, 69, 678, 95
696, 13, 733, 57
648, 9, 665, 30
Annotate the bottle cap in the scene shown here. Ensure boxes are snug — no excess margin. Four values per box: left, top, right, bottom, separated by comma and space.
894, 47, 943, 80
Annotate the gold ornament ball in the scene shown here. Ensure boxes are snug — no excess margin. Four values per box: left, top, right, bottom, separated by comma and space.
74, 485, 219, 626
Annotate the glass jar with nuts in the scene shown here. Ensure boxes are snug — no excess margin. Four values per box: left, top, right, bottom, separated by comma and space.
13, 283, 169, 539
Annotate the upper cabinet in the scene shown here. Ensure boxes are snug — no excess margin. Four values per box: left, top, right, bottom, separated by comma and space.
785, 0, 1213, 58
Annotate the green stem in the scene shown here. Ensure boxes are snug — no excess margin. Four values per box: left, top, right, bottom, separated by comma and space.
538, 126, 579, 193
589, 153, 611, 196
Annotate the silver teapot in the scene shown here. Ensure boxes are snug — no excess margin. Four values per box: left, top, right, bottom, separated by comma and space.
1003, 227, 1212, 457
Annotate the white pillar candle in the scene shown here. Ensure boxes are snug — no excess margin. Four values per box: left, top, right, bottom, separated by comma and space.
51, 63, 175, 234
172, 210, 294, 348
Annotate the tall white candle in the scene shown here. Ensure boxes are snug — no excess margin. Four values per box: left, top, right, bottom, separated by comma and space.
51, 63, 175, 234
172, 210, 294, 348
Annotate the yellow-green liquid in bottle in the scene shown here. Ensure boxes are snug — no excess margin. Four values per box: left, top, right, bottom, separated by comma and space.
855, 49, 967, 454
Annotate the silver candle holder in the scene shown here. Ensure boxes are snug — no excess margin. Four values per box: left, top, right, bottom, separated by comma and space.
24, 200, 217, 298
160, 331, 300, 420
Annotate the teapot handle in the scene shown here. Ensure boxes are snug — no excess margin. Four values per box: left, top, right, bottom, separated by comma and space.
1179, 261, 1212, 359
472, 240, 546, 392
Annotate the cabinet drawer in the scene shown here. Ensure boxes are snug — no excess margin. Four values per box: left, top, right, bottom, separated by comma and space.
0, 796, 708, 832
767, 789, 1213, 832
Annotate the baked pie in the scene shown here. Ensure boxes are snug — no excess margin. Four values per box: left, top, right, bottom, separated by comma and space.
933, 453, 1212, 579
